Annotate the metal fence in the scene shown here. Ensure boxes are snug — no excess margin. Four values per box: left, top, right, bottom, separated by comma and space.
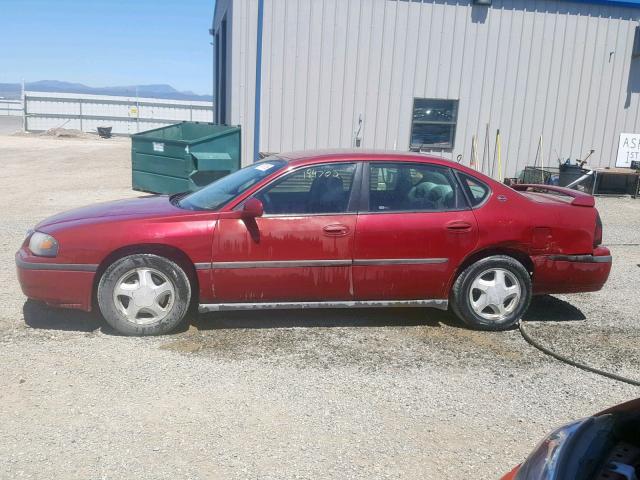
23, 91, 214, 135
0, 100, 23, 116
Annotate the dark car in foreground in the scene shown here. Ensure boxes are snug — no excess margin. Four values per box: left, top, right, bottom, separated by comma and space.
16, 150, 611, 335
501, 398, 640, 480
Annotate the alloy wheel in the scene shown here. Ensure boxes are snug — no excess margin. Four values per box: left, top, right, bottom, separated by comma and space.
468, 268, 522, 321
112, 267, 175, 324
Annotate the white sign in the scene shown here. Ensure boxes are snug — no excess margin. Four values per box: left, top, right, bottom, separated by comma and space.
255, 163, 274, 171
616, 133, 640, 167
152, 142, 165, 153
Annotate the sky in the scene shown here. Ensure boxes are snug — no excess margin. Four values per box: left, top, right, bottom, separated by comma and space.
0, 0, 214, 95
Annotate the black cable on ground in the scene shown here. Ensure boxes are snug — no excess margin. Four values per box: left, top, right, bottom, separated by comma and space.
518, 320, 640, 387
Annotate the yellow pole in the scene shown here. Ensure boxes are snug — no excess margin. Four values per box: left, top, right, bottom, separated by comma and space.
497, 129, 502, 181
540, 135, 544, 184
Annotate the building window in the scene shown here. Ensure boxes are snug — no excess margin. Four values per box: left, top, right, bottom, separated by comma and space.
633, 26, 640, 58
410, 98, 458, 149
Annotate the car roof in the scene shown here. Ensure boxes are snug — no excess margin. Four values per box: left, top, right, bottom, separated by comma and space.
269, 149, 499, 186
275, 149, 453, 166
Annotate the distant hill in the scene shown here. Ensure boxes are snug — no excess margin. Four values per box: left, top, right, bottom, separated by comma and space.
0, 80, 212, 101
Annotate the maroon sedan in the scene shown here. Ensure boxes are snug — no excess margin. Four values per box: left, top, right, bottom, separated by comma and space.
16, 150, 611, 336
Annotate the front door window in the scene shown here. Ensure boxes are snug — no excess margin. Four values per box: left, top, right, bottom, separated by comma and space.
255, 163, 357, 215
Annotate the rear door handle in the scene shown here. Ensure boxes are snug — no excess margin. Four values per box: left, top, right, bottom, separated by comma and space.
446, 220, 473, 233
323, 224, 350, 236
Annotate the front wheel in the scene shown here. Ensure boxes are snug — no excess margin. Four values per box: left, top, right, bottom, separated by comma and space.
450, 255, 532, 331
97, 254, 191, 336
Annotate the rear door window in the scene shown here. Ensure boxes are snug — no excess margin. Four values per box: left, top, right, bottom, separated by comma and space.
368, 163, 467, 212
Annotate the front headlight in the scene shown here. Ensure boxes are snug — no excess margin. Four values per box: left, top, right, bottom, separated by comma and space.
515, 419, 586, 480
28, 231, 59, 257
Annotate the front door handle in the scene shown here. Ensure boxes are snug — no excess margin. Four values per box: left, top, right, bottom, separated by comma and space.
323, 224, 350, 237
446, 220, 473, 233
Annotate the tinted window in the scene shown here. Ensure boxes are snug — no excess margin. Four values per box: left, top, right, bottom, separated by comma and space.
459, 173, 490, 206
255, 163, 357, 215
368, 163, 466, 212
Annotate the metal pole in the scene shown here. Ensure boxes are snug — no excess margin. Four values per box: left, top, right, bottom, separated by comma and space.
253, 0, 265, 162
497, 129, 502, 181
21, 78, 26, 132
565, 170, 594, 189
79, 99, 83, 132
540, 136, 545, 184
482, 124, 490, 175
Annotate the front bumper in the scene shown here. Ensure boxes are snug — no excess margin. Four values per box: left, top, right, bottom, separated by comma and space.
15, 250, 97, 311
532, 246, 612, 295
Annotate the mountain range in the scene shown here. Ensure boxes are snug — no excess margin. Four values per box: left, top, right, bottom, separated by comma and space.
0, 80, 212, 101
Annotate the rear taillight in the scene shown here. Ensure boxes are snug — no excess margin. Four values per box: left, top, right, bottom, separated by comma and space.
594, 212, 603, 247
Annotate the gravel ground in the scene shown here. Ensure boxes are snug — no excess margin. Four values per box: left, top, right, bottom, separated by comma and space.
0, 134, 638, 479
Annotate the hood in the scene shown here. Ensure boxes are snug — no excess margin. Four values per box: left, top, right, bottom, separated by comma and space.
36, 195, 182, 229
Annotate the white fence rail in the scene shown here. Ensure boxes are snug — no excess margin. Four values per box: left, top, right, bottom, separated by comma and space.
24, 91, 214, 135
0, 100, 23, 116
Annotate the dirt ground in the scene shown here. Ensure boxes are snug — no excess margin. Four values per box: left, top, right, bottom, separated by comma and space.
0, 133, 638, 479
0, 116, 23, 135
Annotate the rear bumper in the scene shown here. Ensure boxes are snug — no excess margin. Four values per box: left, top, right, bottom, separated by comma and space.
532, 246, 612, 295
547, 254, 612, 263
15, 251, 96, 311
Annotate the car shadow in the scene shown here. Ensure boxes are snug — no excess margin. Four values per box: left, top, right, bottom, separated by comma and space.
22, 300, 110, 333
193, 307, 460, 331
22, 295, 584, 335
522, 295, 586, 322
22, 300, 458, 334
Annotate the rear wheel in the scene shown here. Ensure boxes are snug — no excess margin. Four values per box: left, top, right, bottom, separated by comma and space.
451, 255, 532, 331
97, 254, 191, 336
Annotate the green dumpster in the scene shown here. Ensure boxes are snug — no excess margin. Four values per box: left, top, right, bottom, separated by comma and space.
131, 122, 241, 195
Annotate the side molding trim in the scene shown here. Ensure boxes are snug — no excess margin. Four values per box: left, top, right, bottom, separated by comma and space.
16, 258, 98, 272
199, 299, 448, 313
353, 258, 448, 266
196, 258, 449, 270
210, 259, 352, 269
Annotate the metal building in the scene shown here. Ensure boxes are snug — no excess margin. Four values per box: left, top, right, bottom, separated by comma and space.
212, 0, 640, 177
23, 91, 213, 135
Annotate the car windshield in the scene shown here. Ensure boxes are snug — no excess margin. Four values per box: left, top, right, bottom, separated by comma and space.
176, 159, 287, 210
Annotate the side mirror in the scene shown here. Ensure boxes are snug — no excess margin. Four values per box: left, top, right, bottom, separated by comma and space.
242, 198, 264, 218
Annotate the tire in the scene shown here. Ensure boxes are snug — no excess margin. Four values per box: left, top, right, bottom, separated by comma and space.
450, 255, 532, 331
97, 254, 192, 336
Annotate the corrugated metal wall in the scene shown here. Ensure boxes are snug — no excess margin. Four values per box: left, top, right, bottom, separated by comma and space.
217, 0, 640, 176
215, 0, 259, 163
24, 91, 214, 135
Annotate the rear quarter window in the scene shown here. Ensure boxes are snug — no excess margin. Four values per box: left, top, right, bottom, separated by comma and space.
459, 173, 490, 206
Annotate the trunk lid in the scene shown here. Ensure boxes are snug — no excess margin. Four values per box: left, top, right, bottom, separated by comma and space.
511, 184, 595, 207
